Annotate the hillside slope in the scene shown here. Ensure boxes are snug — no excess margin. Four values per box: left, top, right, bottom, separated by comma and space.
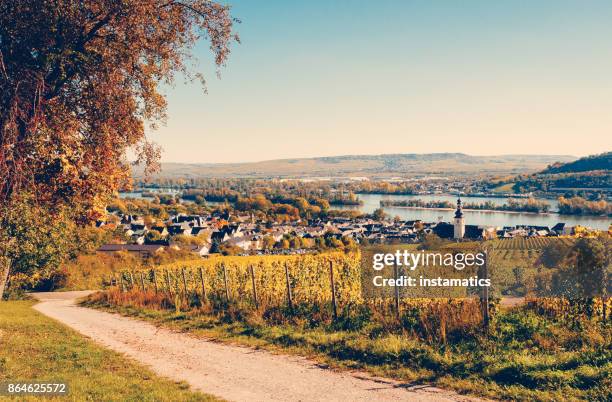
501, 151, 611, 194
541, 152, 611, 174
135, 153, 575, 179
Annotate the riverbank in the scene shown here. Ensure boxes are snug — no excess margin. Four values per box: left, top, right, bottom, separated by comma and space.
380, 205, 554, 216
381, 205, 611, 219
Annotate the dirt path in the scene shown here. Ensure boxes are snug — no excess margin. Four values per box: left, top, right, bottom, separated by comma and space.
32, 291, 483, 402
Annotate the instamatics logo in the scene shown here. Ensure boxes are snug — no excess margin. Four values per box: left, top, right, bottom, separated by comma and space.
371, 250, 491, 288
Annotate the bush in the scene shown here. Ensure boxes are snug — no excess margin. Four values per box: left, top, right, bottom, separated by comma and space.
333, 303, 372, 331
494, 310, 546, 344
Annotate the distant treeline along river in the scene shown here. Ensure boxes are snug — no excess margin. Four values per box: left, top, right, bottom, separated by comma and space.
120, 190, 610, 230
380, 198, 551, 213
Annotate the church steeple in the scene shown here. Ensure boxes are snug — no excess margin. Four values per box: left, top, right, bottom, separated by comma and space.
454, 198, 464, 218
453, 197, 465, 239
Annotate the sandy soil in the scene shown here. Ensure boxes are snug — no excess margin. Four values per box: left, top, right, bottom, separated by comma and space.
31, 291, 484, 402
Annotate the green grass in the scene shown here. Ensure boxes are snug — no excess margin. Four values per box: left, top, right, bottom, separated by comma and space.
0, 301, 220, 402
83, 295, 611, 402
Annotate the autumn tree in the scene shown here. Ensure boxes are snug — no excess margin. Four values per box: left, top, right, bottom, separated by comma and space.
418, 233, 445, 251
550, 237, 610, 319
537, 240, 571, 268
1, 0, 237, 215
552, 238, 609, 299
0, 194, 77, 295
262, 235, 276, 250
372, 208, 387, 221
276, 239, 290, 250
0, 0, 237, 297
289, 236, 301, 249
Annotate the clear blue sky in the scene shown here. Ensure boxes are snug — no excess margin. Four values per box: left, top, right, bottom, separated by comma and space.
147, 0, 612, 163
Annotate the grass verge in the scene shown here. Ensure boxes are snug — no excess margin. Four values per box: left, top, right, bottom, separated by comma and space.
0, 300, 220, 401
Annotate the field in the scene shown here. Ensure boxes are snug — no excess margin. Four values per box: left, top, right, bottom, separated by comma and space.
0, 301, 217, 401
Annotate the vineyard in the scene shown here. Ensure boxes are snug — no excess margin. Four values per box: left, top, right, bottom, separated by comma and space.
89, 240, 611, 400
105, 251, 490, 343
107, 237, 602, 321
528, 297, 610, 321
105, 237, 608, 344
111, 252, 362, 310
487, 237, 575, 250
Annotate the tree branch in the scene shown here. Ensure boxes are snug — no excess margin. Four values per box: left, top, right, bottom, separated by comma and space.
160, 1, 216, 20
45, 12, 116, 101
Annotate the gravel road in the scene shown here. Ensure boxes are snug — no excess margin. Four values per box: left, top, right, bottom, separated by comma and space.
32, 291, 484, 402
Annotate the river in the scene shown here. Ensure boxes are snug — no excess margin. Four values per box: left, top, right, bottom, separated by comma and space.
119, 190, 610, 230
342, 194, 610, 230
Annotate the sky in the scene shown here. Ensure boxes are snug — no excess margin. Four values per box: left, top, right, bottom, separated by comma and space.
146, 0, 612, 163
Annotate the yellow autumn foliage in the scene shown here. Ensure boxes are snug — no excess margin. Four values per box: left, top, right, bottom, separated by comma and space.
130, 252, 363, 307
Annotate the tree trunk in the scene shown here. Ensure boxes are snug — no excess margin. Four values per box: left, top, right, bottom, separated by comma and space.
0, 257, 11, 301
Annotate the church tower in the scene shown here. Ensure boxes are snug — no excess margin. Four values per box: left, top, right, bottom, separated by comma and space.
453, 198, 465, 239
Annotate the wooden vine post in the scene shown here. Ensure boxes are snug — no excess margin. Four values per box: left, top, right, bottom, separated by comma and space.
393, 261, 400, 319
152, 269, 158, 293
139, 271, 145, 292
181, 267, 188, 296
249, 265, 258, 308
481, 249, 490, 333
198, 267, 207, 301
329, 260, 338, 319
222, 264, 230, 302
165, 270, 172, 295
284, 262, 293, 311
129, 271, 135, 289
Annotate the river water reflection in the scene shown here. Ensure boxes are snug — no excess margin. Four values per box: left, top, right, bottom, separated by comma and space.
342, 194, 610, 230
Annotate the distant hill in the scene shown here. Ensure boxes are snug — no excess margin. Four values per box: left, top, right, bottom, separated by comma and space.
506, 152, 611, 194
134, 153, 576, 179
540, 152, 611, 174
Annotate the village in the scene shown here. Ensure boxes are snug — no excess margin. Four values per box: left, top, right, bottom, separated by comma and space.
96, 198, 587, 257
